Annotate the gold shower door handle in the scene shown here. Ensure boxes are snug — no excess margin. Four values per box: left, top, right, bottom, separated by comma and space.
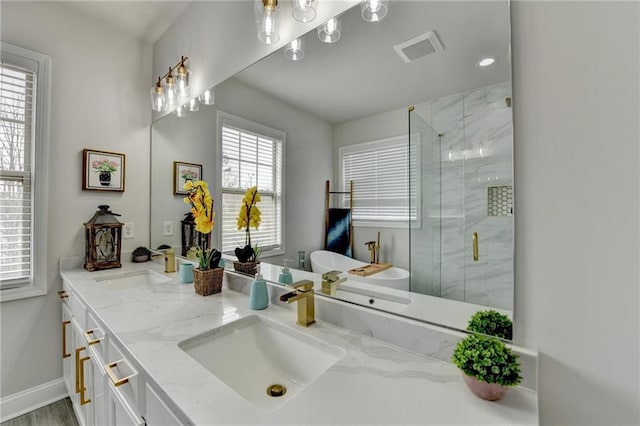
472, 232, 479, 262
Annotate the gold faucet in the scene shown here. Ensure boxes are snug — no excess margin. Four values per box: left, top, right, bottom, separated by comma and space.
151, 249, 176, 273
280, 280, 315, 327
321, 270, 346, 296
365, 231, 382, 264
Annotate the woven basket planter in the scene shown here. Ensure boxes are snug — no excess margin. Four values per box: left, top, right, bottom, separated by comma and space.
233, 261, 259, 276
193, 267, 223, 296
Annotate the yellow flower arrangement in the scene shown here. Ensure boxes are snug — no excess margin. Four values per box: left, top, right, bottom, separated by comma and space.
235, 186, 262, 262
183, 180, 219, 269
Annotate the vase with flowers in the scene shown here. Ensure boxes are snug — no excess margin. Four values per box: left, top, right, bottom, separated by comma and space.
183, 179, 223, 295
233, 186, 262, 276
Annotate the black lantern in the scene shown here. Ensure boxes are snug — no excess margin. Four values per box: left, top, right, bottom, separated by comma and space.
84, 205, 123, 271
180, 212, 210, 257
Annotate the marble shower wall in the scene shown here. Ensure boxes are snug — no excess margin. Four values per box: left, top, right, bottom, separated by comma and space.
413, 82, 513, 311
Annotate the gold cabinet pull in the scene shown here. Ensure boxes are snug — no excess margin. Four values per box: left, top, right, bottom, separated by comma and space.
61, 321, 71, 359
472, 232, 479, 262
57, 290, 68, 299
79, 356, 91, 405
75, 346, 86, 393
83, 329, 101, 346
106, 360, 132, 387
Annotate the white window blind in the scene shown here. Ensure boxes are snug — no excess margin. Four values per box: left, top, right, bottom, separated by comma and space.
1, 62, 34, 288
220, 116, 284, 254
340, 135, 418, 224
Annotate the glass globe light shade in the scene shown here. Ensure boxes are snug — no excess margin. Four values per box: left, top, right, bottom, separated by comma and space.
284, 38, 304, 61
198, 89, 215, 105
187, 97, 200, 112
291, 0, 316, 23
361, 0, 388, 22
318, 17, 342, 43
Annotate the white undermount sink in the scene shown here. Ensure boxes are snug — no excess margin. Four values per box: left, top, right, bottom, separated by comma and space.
178, 315, 345, 411
94, 269, 172, 289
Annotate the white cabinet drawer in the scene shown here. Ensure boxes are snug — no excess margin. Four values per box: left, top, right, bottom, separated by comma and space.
105, 339, 141, 415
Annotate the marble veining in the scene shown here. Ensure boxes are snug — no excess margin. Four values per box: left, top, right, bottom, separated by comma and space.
60, 259, 537, 425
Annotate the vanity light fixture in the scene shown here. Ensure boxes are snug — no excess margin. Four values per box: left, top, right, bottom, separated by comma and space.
361, 0, 388, 22
476, 56, 497, 67
150, 56, 191, 112
198, 88, 215, 106
291, 0, 317, 23
317, 16, 341, 43
256, 0, 280, 44
284, 38, 305, 61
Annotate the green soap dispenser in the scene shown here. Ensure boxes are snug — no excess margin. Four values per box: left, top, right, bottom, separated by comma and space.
278, 259, 294, 285
249, 265, 269, 310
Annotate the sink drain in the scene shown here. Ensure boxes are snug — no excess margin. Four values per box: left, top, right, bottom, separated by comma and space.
266, 384, 286, 397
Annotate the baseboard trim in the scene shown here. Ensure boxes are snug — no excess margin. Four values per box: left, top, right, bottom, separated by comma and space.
0, 378, 68, 423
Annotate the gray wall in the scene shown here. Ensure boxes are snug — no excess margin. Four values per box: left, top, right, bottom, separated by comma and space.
0, 1, 152, 397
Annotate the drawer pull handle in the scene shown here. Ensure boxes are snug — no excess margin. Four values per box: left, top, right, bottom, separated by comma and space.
79, 356, 91, 405
61, 321, 71, 359
83, 329, 101, 346
58, 290, 69, 299
75, 346, 86, 393
106, 359, 134, 387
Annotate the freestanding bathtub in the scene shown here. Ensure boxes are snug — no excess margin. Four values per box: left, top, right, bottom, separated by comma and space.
310, 250, 410, 291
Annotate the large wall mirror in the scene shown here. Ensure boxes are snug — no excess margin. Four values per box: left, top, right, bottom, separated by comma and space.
151, 1, 513, 338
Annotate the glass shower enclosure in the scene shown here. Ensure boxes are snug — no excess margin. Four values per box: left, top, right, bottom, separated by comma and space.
409, 83, 514, 311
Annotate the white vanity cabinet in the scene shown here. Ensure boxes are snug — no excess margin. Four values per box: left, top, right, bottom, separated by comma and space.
60, 278, 187, 426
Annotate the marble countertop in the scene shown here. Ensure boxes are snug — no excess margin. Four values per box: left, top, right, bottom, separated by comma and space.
60, 258, 538, 425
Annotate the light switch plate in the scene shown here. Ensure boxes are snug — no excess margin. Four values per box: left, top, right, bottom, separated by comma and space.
163, 221, 174, 236
123, 222, 135, 239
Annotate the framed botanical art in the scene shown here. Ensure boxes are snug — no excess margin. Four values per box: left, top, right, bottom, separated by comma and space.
174, 161, 202, 195
82, 149, 125, 192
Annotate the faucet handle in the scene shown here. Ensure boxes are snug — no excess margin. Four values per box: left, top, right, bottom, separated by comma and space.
292, 279, 314, 292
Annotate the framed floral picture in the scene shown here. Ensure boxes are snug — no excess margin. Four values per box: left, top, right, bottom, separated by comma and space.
82, 149, 125, 192
174, 161, 202, 195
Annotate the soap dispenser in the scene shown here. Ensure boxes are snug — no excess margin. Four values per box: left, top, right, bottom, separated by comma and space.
278, 259, 294, 285
249, 265, 269, 310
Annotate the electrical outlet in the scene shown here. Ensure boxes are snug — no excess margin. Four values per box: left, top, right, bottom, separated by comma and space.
123, 222, 135, 239
163, 221, 174, 236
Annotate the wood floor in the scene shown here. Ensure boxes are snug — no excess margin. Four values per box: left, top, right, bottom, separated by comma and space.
1, 398, 79, 426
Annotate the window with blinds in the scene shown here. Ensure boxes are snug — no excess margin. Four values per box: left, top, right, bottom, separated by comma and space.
220, 116, 284, 255
1, 63, 35, 289
340, 135, 418, 225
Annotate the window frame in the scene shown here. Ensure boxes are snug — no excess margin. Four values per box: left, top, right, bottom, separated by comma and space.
217, 111, 285, 258
339, 134, 420, 229
0, 42, 51, 302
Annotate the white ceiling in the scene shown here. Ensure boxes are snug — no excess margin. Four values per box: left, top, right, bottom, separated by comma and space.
62, 1, 191, 44
234, 1, 511, 124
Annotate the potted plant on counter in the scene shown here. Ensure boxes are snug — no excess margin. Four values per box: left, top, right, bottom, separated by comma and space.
467, 310, 513, 340
131, 246, 152, 262
233, 186, 261, 276
183, 179, 222, 295
452, 334, 522, 401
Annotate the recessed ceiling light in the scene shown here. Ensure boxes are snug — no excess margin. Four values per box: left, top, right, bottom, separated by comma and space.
476, 56, 497, 67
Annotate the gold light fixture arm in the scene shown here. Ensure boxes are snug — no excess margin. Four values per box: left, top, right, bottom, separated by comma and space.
155, 56, 188, 84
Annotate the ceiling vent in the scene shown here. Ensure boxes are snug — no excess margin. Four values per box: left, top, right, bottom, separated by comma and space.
394, 31, 443, 63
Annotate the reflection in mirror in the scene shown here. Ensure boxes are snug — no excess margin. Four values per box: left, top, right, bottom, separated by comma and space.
150, 1, 513, 338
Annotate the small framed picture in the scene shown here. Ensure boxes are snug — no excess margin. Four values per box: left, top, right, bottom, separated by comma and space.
82, 149, 125, 192
174, 161, 202, 195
